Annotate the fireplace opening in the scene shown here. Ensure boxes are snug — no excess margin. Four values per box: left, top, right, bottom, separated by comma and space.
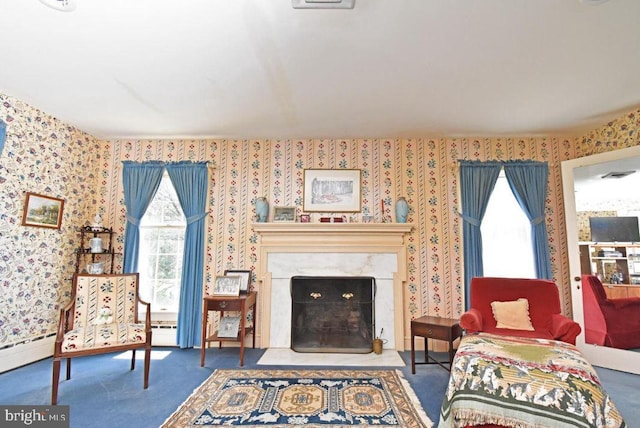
291, 276, 375, 353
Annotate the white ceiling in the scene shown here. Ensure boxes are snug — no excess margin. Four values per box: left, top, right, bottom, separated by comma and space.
574, 155, 640, 205
1, 0, 639, 140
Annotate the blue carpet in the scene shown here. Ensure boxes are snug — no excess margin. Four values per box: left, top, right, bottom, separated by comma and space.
0, 347, 637, 427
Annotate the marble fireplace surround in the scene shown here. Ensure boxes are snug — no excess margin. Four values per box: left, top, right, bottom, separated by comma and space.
253, 223, 412, 351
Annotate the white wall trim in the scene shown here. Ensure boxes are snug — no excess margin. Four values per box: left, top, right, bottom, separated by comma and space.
0, 335, 55, 373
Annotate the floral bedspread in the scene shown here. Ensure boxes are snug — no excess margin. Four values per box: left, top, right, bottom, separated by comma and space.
438, 333, 626, 428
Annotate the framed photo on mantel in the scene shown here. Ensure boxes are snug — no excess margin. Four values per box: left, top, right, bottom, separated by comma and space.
303, 169, 361, 213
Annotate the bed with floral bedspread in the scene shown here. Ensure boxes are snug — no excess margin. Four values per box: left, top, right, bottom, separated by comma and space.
439, 332, 626, 428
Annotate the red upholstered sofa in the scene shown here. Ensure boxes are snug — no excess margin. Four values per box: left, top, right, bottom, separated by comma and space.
460, 276, 581, 345
581, 274, 640, 349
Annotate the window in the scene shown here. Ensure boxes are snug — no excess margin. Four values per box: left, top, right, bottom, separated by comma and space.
481, 170, 536, 278
138, 175, 186, 318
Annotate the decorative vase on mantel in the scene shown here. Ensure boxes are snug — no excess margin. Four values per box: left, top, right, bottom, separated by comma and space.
255, 197, 269, 223
395, 197, 409, 223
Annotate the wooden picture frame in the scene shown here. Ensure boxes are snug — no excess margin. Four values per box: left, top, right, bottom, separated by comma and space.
273, 206, 296, 222
224, 269, 251, 294
212, 275, 242, 296
217, 315, 241, 338
21, 192, 64, 229
303, 169, 361, 212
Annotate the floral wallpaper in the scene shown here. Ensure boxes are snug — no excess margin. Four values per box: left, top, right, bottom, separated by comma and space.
1, 90, 639, 355
0, 93, 100, 350
576, 109, 640, 157
100, 137, 577, 345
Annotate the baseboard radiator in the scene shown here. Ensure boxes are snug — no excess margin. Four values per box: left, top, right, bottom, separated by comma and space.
1, 333, 56, 373
151, 323, 177, 346
0, 324, 179, 373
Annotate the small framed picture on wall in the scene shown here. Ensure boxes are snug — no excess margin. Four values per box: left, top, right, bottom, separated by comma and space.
21, 192, 65, 229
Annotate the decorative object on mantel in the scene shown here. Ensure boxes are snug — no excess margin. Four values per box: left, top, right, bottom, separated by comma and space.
395, 196, 409, 223
320, 215, 345, 223
272, 206, 296, 222
254, 197, 269, 222
362, 214, 374, 223
381, 199, 393, 223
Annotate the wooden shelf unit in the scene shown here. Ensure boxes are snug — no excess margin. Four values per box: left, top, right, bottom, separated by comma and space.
579, 242, 640, 298
74, 226, 119, 274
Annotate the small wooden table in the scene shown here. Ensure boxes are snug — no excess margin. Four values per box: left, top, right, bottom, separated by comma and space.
200, 292, 257, 367
411, 315, 462, 373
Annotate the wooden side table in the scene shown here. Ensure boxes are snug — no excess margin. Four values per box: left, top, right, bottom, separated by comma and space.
200, 291, 257, 367
411, 315, 462, 373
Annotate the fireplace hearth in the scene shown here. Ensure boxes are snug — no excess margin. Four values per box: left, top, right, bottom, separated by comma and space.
291, 276, 375, 353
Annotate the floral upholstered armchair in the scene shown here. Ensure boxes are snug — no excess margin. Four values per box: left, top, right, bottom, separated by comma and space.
52, 273, 151, 404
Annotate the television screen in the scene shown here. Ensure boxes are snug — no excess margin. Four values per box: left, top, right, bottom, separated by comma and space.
589, 216, 640, 242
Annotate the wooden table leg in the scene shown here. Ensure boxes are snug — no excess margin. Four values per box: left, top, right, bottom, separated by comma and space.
200, 303, 208, 367
411, 332, 416, 374
239, 303, 246, 367
252, 304, 256, 349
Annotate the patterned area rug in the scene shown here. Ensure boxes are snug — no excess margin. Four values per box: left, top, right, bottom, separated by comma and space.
161, 369, 433, 427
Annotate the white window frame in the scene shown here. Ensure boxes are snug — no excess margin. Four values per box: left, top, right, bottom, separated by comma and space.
138, 174, 186, 322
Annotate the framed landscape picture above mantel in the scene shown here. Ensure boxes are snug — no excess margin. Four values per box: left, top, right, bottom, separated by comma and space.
303, 169, 361, 213
21, 192, 64, 229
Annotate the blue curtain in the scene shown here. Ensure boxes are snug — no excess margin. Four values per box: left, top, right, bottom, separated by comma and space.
166, 161, 209, 348
503, 161, 552, 279
122, 161, 165, 273
0, 119, 6, 157
459, 160, 501, 309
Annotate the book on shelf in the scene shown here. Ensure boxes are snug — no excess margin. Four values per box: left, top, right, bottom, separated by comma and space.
218, 315, 241, 338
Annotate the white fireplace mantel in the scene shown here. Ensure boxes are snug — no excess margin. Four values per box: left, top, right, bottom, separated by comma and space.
253, 223, 412, 351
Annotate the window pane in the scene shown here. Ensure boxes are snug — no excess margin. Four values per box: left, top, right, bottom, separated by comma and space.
481, 172, 536, 278
157, 255, 179, 279
154, 280, 180, 311
141, 178, 185, 226
139, 175, 186, 315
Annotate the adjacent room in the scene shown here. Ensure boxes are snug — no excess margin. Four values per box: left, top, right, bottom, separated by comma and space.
1, 1, 640, 427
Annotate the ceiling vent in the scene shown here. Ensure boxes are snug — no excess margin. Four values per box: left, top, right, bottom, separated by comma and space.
292, 0, 355, 9
601, 171, 636, 179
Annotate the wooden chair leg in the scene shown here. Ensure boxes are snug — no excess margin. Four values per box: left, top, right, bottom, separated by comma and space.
144, 346, 151, 389
65, 358, 71, 380
52, 357, 61, 405
131, 349, 136, 371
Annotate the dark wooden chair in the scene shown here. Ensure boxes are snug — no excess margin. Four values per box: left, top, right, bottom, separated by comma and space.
52, 273, 151, 404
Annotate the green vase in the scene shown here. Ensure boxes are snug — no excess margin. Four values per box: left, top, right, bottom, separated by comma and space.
255, 197, 269, 222
395, 197, 409, 223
